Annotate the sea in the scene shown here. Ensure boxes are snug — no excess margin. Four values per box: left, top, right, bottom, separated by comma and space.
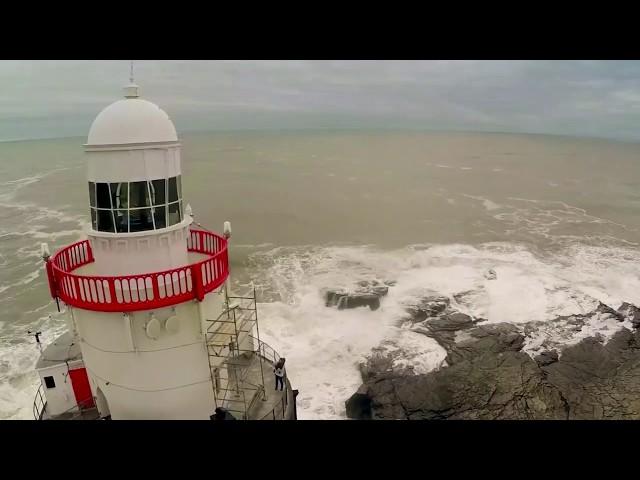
2, 130, 640, 419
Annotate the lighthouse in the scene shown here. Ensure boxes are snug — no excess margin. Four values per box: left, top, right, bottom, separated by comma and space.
33, 77, 296, 420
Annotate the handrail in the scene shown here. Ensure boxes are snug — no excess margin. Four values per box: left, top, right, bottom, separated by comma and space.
33, 384, 46, 420
46, 229, 229, 312
246, 336, 293, 421
33, 386, 97, 421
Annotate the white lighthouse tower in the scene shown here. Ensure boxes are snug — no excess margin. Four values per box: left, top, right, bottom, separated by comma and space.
33, 74, 296, 420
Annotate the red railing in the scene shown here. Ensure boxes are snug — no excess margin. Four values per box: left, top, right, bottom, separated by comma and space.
47, 229, 229, 312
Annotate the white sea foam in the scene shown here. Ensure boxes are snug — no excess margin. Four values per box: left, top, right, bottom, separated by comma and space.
462, 194, 503, 211
0, 313, 68, 420
0, 270, 41, 295
388, 328, 447, 374
248, 240, 640, 419
0, 168, 71, 200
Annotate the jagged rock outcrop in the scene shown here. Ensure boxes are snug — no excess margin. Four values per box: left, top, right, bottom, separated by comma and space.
346, 296, 640, 420
542, 329, 640, 419
618, 302, 640, 328
534, 350, 559, 367
405, 296, 450, 323
324, 280, 392, 311
345, 384, 372, 420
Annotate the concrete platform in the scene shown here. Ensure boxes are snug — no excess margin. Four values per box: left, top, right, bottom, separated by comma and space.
221, 352, 293, 420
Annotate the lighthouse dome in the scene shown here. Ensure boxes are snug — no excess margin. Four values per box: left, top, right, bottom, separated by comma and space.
87, 84, 178, 146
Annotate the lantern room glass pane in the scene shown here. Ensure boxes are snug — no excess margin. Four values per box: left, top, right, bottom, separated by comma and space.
114, 210, 128, 233
110, 183, 128, 210
151, 179, 166, 206
90, 208, 97, 230
168, 176, 180, 203
168, 201, 182, 226
97, 209, 115, 233
96, 183, 111, 209
153, 205, 167, 229
129, 208, 154, 232
88, 182, 96, 207
129, 181, 151, 208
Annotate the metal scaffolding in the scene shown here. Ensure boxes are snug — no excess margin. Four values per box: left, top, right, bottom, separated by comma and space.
204, 285, 268, 419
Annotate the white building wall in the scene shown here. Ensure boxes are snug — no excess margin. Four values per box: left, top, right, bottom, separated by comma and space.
37, 359, 85, 416
86, 220, 192, 276
74, 289, 226, 419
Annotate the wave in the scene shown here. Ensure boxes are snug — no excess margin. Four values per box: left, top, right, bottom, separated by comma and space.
0, 313, 68, 420
247, 241, 640, 419
0, 270, 41, 295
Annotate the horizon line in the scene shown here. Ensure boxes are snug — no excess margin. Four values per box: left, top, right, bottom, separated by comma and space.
1, 127, 638, 146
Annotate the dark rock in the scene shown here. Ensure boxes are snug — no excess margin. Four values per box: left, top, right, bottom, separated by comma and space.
339, 294, 380, 311
417, 312, 478, 349
618, 302, 640, 328
324, 281, 391, 311
484, 269, 497, 280
596, 301, 624, 321
426, 312, 476, 332
406, 296, 451, 323
541, 329, 640, 419
445, 323, 525, 365
359, 353, 395, 382
325, 289, 347, 307
360, 349, 568, 420
535, 350, 559, 367
523, 321, 545, 336
370, 286, 389, 297
355, 280, 389, 297
350, 302, 640, 420
345, 384, 372, 419
359, 339, 430, 382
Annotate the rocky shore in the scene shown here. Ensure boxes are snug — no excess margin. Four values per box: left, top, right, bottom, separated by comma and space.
343, 288, 640, 420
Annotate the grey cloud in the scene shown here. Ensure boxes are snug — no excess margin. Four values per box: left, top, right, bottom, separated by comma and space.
1, 60, 640, 141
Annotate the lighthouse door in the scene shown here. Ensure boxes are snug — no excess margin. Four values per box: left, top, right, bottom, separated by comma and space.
69, 368, 95, 410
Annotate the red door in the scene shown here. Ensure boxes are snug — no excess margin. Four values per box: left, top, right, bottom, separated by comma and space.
69, 368, 95, 409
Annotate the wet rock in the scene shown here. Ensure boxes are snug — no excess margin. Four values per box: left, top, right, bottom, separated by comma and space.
359, 339, 430, 382
534, 350, 559, 367
406, 296, 451, 323
445, 323, 525, 365
359, 352, 396, 382
324, 280, 391, 311
523, 321, 545, 337
345, 384, 372, 420
416, 312, 478, 348
595, 302, 623, 321
351, 347, 567, 420
618, 302, 640, 328
325, 289, 348, 307
541, 329, 640, 419
339, 294, 381, 311
349, 302, 640, 420
356, 280, 389, 297
484, 269, 497, 280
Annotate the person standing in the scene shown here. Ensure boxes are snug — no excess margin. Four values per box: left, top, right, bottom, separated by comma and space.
274, 358, 286, 391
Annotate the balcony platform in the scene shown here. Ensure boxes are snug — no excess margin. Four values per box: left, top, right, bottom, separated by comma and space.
222, 352, 292, 420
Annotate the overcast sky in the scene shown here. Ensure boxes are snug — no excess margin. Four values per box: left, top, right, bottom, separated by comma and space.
2, 60, 640, 142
